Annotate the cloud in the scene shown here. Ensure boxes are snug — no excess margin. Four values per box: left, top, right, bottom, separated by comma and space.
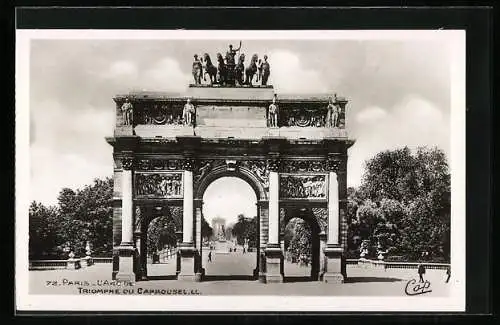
30, 145, 113, 206
30, 99, 114, 204
27, 39, 452, 204
105, 60, 138, 79
347, 95, 450, 187
355, 106, 387, 124
141, 57, 191, 92
267, 50, 328, 94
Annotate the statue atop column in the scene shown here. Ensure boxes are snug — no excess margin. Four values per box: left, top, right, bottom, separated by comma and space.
225, 41, 242, 66
261, 55, 270, 86
121, 98, 133, 125
182, 98, 195, 126
326, 94, 340, 128
192, 54, 202, 85
268, 94, 278, 127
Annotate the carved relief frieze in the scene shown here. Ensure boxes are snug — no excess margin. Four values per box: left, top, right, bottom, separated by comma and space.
135, 172, 183, 199
311, 207, 328, 233
279, 175, 327, 199
239, 160, 270, 188
134, 206, 143, 233
281, 160, 327, 173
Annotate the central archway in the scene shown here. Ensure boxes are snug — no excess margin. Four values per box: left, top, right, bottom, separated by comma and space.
194, 163, 268, 281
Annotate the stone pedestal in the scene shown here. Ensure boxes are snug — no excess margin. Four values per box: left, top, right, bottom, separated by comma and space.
258, 250, 267, 283
178, 244, 199, 282
265, 244, 283, 283
66, 258, 81, 270
323, 245, 345, 284
81, 256, 93, 267
116, 245, 136, 282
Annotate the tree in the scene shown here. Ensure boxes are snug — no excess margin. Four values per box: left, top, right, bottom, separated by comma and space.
201, 216, 213, 241
56, 178, 113, 257
286, 218, 312, 262
146, 216, 177, 255
29, 201, 60, 259
348, 146, 451, 262
231, 214, 258, 247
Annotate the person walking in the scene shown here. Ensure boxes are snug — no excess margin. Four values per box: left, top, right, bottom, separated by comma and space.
208, 251, 212, 263
418, 263, 426, 283
446, 265, 451, 283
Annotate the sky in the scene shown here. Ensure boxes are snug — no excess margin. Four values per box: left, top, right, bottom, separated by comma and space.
27, 35, 452, 225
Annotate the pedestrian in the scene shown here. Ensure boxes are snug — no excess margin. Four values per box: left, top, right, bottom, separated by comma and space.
208, 251, 212, 262
417, 263, 426, 283
446, 265, 451, 283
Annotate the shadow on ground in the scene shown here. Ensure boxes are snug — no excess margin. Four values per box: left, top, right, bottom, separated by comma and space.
145, 275, 178, 281
203, 275, 256, 281
344, 276, 402, 283
284, 276, 315, 283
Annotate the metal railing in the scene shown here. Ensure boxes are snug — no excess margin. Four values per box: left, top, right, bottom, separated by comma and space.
29, 260, 68, 270
356, 258, 450, 270
93, 257, 113, 264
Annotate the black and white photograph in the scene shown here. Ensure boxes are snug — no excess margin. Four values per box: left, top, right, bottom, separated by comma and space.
16, 29, 466, 312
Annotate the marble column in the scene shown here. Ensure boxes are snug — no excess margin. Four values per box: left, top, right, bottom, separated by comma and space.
258, 202, 269, 283
194, 199, 204, 280
178, 159, 197, 281
116, 157, 136, 282
268, 171, 279, 244
328, 171, 339, 245
183, 169, 194, 244
265, 159, 283, 283
323, 159, 344, 284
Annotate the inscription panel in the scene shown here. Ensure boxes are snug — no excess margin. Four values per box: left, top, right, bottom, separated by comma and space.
135, 171, 183, 199
196, 105, 267, 127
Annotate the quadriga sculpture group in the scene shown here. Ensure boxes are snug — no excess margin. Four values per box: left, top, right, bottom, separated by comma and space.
192, 41, 271, 86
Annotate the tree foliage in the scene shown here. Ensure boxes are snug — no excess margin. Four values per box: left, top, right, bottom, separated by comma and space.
231, 214, 258, 247
347, 146, 451, 262
201, 216, 213, 241
29, 177, 114, 258
285, 218, 312, 262
146, 216, 177, 255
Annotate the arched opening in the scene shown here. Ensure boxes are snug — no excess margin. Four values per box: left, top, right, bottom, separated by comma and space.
201, 176, 259, 280
282, 209, 321, 282
139, 205, 181, 280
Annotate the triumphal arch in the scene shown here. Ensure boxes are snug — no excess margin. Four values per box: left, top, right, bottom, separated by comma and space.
106, 47, 355, 284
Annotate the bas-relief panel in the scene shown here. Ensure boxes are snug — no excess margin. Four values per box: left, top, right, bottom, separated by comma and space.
279, 175, 327, 199
135, 172, 183, 199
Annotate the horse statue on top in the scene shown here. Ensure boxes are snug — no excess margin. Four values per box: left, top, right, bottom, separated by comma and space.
244, 54, 259, 86
216, 53, 227, 85
202, 53, 217, 85
235, 53, 245, 86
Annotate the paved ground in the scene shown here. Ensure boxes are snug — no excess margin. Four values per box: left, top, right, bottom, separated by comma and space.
30, 250, 451, 296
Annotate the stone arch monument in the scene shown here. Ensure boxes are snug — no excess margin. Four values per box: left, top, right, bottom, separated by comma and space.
106, 53, 355, 284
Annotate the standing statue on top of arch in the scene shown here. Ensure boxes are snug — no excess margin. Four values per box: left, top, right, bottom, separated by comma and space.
225, 41, 242, 66
326, 94, 340, 128
268, 94, 279, 127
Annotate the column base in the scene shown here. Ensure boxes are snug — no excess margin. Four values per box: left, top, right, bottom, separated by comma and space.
66, 259, 81, 270
265, 244, 283, 283
323, 245, 345, 284
116, 245, 136, 283
323, 273, 345, 284
177, 243, 198, 282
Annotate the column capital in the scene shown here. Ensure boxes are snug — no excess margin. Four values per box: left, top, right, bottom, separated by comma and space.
267, 158, 281, 172
326, 157, 341, 173
121, 156, 135, 170
182, 158, 196, 171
